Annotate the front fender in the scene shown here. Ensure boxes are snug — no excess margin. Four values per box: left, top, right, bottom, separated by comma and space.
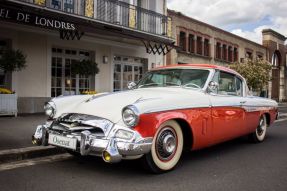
134, 111, 188, 138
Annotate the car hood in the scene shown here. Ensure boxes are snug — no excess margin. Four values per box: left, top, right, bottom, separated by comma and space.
53, 87, 210, 124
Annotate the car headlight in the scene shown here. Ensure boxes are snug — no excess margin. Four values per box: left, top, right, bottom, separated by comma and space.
122, 105, 139, 127
44, 102, 56, 118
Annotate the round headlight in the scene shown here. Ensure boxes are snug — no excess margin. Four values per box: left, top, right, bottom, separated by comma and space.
122, 105, 139, 127
44, 102, 56, 118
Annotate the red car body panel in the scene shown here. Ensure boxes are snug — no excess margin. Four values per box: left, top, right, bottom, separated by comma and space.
134, 106, 277, 150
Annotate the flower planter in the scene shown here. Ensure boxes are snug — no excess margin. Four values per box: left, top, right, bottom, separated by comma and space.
0, 94, 17, 117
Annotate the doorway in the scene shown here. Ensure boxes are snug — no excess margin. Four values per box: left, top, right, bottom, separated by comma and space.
271, 51, 281, 101
113, 56, 146, 91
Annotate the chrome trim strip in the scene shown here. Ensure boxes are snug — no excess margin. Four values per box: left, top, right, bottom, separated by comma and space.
143, 105, 276, 114
144, 105, 211, 114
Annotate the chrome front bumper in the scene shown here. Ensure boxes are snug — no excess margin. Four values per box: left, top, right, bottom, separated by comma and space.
32, 123, 152, 163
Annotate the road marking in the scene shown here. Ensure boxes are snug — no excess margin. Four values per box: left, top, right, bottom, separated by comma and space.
0, 153, 73, 172
275, 118, 287, 123
0, 146, 56, 156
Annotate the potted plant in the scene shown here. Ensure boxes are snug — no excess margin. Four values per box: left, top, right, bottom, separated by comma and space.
71, 59, 99, 95
0, 48, 27, 116
71, 59, 99, 76
0, 49, 27, 74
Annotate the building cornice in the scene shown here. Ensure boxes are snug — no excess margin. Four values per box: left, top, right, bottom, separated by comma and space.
168, 9, 266, 49
262, 29, 286, 41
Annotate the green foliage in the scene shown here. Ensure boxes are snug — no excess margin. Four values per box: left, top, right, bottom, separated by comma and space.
71, 59, 99, 76
0, 49, 27, 73
230, 59, 272, 91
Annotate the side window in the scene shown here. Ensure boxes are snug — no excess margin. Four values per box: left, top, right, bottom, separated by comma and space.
218, 72, 243, 96
235, 77, 243, 96
210, 70, 219, 94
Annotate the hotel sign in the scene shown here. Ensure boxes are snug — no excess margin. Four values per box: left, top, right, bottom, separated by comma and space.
0, 6, 77, 31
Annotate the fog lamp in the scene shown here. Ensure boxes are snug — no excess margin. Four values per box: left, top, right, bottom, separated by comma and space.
103, 151, 111, 162
115, 129, 134, 140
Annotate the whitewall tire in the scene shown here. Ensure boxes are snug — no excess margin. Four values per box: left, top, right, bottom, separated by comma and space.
249, 115, 267, 143
142, 120, 183, 173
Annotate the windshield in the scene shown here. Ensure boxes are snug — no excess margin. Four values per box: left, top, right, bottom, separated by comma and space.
137, 69, 210, 89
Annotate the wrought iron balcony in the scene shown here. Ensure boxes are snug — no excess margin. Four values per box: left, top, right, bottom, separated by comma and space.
13, 0, 172, 38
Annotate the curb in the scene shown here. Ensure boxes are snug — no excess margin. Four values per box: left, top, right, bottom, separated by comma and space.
0, 146, 65, 164
0, 153, 73, 172
275, 113, 287, 123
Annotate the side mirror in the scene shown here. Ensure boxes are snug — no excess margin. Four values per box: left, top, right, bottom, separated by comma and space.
208, 81, 219, 91
127, 82, 137, 90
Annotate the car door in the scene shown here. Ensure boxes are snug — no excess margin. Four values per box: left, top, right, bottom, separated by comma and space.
208, 70, 246, 144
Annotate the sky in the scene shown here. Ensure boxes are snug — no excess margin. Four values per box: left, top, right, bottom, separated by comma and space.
167, 0, 287, 44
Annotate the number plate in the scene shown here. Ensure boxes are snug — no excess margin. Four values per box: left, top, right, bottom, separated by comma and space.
48, 134, 77, 150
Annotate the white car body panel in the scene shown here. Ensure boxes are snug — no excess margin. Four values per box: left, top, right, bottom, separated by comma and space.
52, 87, 211, 124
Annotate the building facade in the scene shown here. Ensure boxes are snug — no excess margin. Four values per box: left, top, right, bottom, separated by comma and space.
0, 0, 173, 113
167, 10, 287, 102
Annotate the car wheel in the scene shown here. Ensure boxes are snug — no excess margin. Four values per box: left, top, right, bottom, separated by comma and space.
142, 120, 183, 173
249, 115, 267, 143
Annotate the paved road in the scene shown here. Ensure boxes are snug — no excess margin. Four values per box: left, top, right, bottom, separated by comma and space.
0, 119, 286, 191
0, 115, 47, 150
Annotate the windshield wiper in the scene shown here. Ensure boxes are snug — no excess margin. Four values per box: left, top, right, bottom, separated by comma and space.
139, 82, 181, 88
162, 82, 181, 87
181, 82, 202, 89
138, 83, 160, 88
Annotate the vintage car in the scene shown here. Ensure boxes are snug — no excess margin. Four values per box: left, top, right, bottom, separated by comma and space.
32, 64, 278, 173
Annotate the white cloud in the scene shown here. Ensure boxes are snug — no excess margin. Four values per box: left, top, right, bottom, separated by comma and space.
231, 27, 266, 44
167, 0, 287, 44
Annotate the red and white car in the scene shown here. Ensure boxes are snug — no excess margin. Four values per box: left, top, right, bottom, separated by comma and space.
32, 64, 278, 173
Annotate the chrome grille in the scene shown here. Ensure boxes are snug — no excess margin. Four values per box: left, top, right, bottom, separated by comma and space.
51, 113, 113, 137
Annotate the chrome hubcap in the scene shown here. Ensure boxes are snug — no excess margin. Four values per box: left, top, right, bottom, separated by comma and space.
156, 127, 177, 161
163, 134, 176, 154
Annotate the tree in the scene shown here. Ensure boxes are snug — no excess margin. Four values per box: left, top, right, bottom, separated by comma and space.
0, 49, 27, 73
230, 59, 272, 91
71, 59, 99, 76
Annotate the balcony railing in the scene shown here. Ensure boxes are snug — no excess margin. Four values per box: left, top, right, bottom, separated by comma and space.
15, 0, 172, 38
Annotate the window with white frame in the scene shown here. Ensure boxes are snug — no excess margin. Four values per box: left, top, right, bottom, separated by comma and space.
113, 56, 145, 91
50, 0, 75, 13
0, 40, 9, 87
51, 48, 93, 97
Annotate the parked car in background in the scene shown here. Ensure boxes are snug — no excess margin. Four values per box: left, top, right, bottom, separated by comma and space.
32, 64, 278, 173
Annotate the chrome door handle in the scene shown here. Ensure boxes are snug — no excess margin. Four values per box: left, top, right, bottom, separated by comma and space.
240, 101, 246, 104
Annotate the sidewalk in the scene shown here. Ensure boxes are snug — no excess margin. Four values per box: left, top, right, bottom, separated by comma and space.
278, 102, 287, 107
0, 115, 46, 150
278, 103, 287, 117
